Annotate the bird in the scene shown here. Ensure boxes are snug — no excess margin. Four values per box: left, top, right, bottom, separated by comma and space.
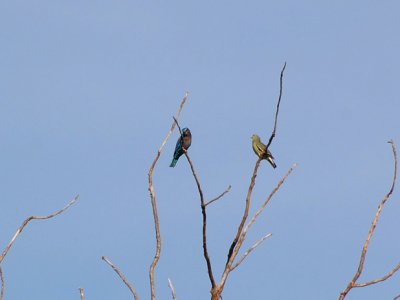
251, 134, 276, 169
170, 127, 192, 167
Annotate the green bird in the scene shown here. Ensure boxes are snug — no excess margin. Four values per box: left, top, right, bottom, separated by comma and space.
251, 134, 276, 169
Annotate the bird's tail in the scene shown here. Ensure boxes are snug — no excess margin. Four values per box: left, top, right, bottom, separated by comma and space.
267, 157, 277, 169
169, 158, 178, 168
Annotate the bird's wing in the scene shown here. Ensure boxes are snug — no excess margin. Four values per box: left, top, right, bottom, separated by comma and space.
255, 142, 267, 153
173, 138, 182, 154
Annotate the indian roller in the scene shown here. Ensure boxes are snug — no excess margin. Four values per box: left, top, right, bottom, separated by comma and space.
251, 134, 276, 169
170, 127, 192, 167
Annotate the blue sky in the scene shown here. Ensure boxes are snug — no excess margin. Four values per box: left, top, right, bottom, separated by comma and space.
1, 1, 399, 299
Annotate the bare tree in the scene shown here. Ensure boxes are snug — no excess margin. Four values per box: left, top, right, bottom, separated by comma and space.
102, 64, 292, 299
171, 63, 293, 300
2, 64, 397, 300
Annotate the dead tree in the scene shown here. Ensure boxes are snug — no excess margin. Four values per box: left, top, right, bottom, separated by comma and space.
102, 64, 295, 300
173, 63, 295, 299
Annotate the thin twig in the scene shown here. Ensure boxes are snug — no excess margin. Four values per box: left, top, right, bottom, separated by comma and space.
167, 278, 177, 300
0, 195, 79, 264
394, 294, 400, 300
339, 140, 397, 300
230, 233, 272, 271
184, 151, 216, 288
148, 92, 188, 300
78, 287, 85, 300
102, 256, 139, 300
0, 265, 4, 300
205, 185, 232, 207
266, 62, 286, 150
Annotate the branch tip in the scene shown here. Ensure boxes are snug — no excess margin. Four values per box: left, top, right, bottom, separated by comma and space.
168, 278, 177, 300
78, 287, 85, 300
205, 185, 232, 207
102, 255, 139, 300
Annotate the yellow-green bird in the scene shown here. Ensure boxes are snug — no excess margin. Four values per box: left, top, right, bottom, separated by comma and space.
251, 134, 276, 169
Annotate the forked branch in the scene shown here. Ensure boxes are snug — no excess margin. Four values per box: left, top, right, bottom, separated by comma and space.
230, 233, 273, 271
339, 140, 397, 300
148, 92, 188, 300
208, 63, 289, 300
184, 151, 216, 288
230, 163, 296, 272
226, 159, 262, 266
173, 116, 217, 288
226, 62, 287, 268
220, 165, 295, 289
237, 164, 296, 248
354, 261, 400, 287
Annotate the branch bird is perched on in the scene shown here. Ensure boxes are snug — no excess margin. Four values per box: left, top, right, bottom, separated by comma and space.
170, 127, 192, 167
251, 134, 276, 169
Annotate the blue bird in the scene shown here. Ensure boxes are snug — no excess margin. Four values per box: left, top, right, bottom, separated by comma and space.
170, 128, 192, 167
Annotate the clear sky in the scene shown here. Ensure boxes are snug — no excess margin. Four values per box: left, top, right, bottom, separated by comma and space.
1, 1, 399, 299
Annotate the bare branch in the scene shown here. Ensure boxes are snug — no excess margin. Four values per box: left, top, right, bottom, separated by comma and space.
172, 117, 183, 136
0, 194, 79, 264
339, 140, 397, 300
224, 63, 287, 269
354, 261, 400, 287
173, 114, 217, 288
78, 287, 85, 300
265, 62, 287, 150
226, 158, 262, 266
167, 278, 177, 300
0, 265, 4, 300
220, 165, 295, 291
148, 92, 188, 300
209, 64, 288, 300
205, 185, 232, 207
102, 256, 139, 300
184, 151, 216, 288
394, 294, 400, 300
239, 165, 296, 242
230, 233, 272, 271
